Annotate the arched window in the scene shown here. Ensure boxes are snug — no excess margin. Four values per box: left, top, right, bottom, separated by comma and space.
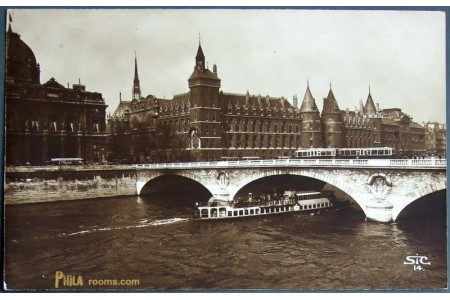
131, 117, 139, 129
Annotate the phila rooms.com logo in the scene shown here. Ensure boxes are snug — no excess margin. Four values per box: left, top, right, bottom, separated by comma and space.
54, 271, 140, 288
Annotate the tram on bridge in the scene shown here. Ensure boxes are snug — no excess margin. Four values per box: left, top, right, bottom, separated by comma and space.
294, 147, 395, 159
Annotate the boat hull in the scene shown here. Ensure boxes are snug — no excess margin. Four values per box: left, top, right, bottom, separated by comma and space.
196, 196, 333, 220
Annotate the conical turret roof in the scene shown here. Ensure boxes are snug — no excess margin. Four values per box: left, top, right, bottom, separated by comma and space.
300, 84, 319, 113
364, 91, 377, 114
322, 88, 340, 113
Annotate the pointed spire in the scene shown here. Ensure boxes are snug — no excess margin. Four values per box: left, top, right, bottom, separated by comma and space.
134, 52, 138, 78
364, 86, 377, 115
195, 36, 205, 70
132, 52, 141, 100
300, 82, 319, 112
322, 86, 340, 113
327, 87, 336, 102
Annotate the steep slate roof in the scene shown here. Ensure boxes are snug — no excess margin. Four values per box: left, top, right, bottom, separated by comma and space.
188, 68, 219, 81
158, 93, 190, 113
221, 92, 293, 109
364, 92, 377, 114
196, 43, 205, 62
111, 101, 131, 117
299, 84, 319, 113
322, 88, 340, 113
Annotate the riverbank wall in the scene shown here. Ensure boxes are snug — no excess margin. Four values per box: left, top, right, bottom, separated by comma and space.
4, 166, 138, 205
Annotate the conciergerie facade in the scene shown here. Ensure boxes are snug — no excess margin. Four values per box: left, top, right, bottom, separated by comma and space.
4, 23, 442, 166
108, 42, 438, 163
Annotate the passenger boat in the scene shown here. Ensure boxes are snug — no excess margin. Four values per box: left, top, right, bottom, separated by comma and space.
195, 191, 334, 220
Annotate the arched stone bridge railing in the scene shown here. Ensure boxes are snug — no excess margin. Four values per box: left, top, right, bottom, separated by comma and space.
135, 159, 447, 223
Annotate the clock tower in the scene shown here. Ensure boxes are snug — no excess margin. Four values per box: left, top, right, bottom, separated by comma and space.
187, 41, 222, 160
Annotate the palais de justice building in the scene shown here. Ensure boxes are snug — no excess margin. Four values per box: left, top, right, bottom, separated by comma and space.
5, 25, 108, 165
108, 42, 435, 163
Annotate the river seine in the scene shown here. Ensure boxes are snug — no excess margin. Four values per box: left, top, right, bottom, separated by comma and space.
4, 189, 447, 291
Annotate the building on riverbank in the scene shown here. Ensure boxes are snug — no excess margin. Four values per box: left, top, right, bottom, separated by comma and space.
108, 42, 431, 163
424, 122, 446, 157
5, 24, 109, 166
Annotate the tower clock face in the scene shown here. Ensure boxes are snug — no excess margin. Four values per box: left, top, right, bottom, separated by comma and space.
193, 136, 200, 149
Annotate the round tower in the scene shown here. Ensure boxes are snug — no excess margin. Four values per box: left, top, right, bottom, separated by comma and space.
299, 82, 322, 148
321, 87, 344, 148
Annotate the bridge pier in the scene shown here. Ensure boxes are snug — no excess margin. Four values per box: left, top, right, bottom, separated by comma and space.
136, 181, 147, 196
365, 200, 394, 222
210, 188, 231, 201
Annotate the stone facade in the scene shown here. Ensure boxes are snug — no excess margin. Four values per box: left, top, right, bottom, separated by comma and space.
424, 122, 446, 157
5, 25, 108, 166
109, 42, 435, 162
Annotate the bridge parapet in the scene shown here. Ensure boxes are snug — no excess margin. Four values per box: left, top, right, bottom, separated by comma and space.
135, 158, 446, 170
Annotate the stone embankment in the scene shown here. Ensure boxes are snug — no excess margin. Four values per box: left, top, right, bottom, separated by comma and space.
4, 165, 138, 205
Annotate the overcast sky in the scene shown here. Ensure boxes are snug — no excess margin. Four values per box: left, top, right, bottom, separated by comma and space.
8, 8, 446, 123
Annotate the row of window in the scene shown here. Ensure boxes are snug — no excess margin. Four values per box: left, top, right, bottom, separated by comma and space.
227, 134, 299, 149
11, 119, 102, 133
344, 117, 373, 127
227, 119, 301, 133
226, 107, 300, 118
200, 201, 331, 218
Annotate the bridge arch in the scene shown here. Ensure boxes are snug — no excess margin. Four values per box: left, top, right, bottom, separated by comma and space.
394, 189, 447, 221
225, 168, 371, 216
392, 180, 447, 221
136, 171, 214, 197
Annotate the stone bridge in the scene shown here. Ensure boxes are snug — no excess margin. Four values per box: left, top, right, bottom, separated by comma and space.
135, 159, 447, 222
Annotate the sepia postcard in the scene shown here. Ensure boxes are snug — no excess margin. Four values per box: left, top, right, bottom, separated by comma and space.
2, 7, 448, 292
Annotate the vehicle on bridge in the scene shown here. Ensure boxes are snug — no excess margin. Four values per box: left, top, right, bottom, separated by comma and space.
294, 147, 395, 159
219, 156, 262, 161
48, 158, 84, 165
195, 191, 334, 220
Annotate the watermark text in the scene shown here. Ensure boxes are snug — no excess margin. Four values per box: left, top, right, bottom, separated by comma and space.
403, 254, 431, 271
54, 271, 140, 288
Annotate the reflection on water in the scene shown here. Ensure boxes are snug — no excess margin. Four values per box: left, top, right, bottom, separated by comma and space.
4, 191, 447, 291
